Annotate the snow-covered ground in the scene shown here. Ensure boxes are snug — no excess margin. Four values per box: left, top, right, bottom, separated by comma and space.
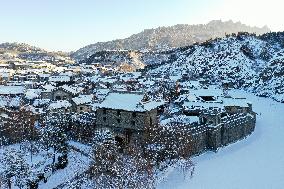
1, 90, 283, 189
157, 90, 284, 189
0, 142, 92, 189
38, 150, 91, 189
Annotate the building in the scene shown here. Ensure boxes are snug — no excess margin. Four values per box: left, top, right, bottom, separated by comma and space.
96, 91, 164, 144
48, 100, 72, 114
72, 94, 94, 114
169, 88, 257, 155
0, 85, 25, 97
52, 85, 80, 101
49, 75, 72, 86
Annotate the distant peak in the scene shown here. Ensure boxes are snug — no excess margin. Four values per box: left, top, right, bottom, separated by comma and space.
72, 20, 271, 60
208, 19, 223, 24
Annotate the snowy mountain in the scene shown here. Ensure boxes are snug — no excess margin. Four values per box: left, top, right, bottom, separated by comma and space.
0, 42, 73, 63
72, 20, 270, 60
147, 32, 284, 102
80, 49, 173, 72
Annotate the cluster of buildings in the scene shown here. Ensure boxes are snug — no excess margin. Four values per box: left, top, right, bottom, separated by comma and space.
0, 60, 256, 155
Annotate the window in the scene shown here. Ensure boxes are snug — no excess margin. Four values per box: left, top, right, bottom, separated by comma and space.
124, 129, 131, 143
103, 117, 106, 121
202, 117, 207, 124
80, 107, 84, 110
117, 119, 121, 123
132, 112, 136, 118
200, 96, 215, 101
131, 121, 135, 126
117, 110, 121, 116
103, 109, 107, 114
56, 96, 61, 100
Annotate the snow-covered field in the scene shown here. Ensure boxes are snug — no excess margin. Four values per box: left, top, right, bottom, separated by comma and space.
158, 90, 284, 189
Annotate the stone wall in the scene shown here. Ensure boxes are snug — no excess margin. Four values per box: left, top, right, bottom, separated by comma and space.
41, 91, 52, 99
207, 126, 222, 151
189, 124, 208, 155
186, 112, 256, 155
75, 104, 91, 113
220, 113, 255, 146
95, 108, 256, 157
52, 90, 72, 101
96, 108, 158, 131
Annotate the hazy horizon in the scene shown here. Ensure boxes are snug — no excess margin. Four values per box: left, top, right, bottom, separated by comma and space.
0, 0, 283, 52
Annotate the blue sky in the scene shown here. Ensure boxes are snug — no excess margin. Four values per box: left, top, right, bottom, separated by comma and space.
0, 0, 283, 51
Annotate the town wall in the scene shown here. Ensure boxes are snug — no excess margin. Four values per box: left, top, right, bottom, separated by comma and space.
188, 112, 256, 155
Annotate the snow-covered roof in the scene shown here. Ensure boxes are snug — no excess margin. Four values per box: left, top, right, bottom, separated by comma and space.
183, 101, 224, 110
33, 99, 50, 107
38, 73, 50, 77
0, 96, 21, 108
42, 84, 55, 92
53, 66, 66, 72
0, 85, 25, 95
183, 97, 251, 110
191, 89, 223, 97
59, 71, 74, 77
222, 98, 250, 107
113, 84, 127, 90
96, 88, 110, 95
0, 112, 9, 119
49, 75, 70, 82
99, 77, 117, 84
25, 89, 42, 100
169, 75, 182, 81
0, 97, 8, 107
160, 115, 199, 126
176, 94, 197, 103
72, 95, 93, 105
0, 72, 10, 77
58, 85, 80, 95
99, 92, 164, 112
48, 100, 72, 110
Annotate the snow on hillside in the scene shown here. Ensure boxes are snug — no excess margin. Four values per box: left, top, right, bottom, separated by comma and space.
149, 35, 268, 80
148, 33, 284, 102
254, 49, 284, 101
157, 90, 284, 189
72, 20, 270, 60
0, 42, 73, 63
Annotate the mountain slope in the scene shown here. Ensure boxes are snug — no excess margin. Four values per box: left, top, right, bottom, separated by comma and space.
72, 20, 270, 60
148, 32, 284, 102
80, 49, 175, 72
0, 42, 73, 63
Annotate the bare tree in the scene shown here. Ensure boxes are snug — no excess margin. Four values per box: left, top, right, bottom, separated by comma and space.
90, 129, 155, 189
0, 148, 30, 189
